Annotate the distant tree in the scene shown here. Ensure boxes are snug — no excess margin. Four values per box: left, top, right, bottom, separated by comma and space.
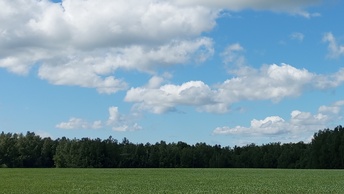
311, 126, 344, 169
40, 137, 56, 167
0, 132, 20, 167
102, 136, 120, 168
16, 132, 43, 167
53, 137, 69, 168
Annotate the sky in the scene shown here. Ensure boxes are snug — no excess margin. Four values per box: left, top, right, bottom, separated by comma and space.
1, 0, 344, 147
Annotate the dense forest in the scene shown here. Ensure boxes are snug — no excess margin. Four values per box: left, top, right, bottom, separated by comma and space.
0, 126, 344, 168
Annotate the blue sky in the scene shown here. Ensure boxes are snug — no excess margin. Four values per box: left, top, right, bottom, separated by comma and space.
1, 0, 344, 146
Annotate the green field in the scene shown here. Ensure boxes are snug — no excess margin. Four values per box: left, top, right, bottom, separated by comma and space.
1, 168, 343, 193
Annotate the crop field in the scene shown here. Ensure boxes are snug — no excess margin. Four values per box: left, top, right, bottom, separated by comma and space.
0, 168, 344, 193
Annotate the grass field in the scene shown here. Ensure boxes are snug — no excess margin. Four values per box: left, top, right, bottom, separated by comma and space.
1, 168, 344, 193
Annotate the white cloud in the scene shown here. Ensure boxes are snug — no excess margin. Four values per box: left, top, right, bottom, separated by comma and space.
56, 106, 141, 131
113, 38, 214, 71
290, 32, 305, 42
35, 130, 53, 139
0, 0, 321, 93
292, 10, 321, 18
174, 0, 322, 19
38, 62, 128, 94
92, 120, 103, 129
126, 63, 344, 114
146, 76, 165, 89
323, 32, 344, 59
221, 43, 246, 67
56, 117, 103, 130
214, 116, 287, 135
0, 0, 215, 93
218, 64, 315, 103
107, 107, 122, 125
34, 37, 213, 94
314, 68, 344, 89
111, 123, 142, 132
106, 106, 142, 132
318, 105, 340, 115
334, 100, 344, 106
213, 100, 344, 142
0, 56, 34, 75
126, 80, 216, 114
290, 110, 328, 126
173, 0, 321, 12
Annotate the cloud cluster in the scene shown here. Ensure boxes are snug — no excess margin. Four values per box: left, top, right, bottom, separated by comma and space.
0, 0, 215, 93
213, 100, 344, 138
125, 63, 344, 114
0, 0, 321, 93
56, 106, 141, 131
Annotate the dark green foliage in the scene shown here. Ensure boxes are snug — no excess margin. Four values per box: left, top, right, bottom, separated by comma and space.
310, 125, 344, 168
0, 126, 343, 168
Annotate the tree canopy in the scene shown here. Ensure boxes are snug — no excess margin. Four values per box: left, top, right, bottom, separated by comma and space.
1, 126, 343, 168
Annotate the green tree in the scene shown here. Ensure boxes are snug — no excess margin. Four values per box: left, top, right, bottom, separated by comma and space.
40, 137, 56, 167
53, 137, 69, 168
17, 132, 43, 167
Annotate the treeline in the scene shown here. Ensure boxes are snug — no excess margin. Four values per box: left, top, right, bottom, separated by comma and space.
1, 126, 344, 168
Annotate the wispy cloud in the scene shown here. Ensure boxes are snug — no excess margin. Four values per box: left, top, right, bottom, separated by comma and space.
323, 32, 344, 59
56, 118, 102, 130
292, 10, 321, 18
174, 0, 321, 13
221, 43, 246, 67
290, 32, 305, 42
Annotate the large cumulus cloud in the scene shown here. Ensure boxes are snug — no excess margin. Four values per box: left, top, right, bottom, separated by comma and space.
0, 0, 321, 93
0, 0, 216, 93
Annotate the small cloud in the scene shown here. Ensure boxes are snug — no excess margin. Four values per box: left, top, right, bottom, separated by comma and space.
318, 100, 344, 115
146, 76, 165, 89
56, 118, 87, 129
334, 100, 344, 106
323, 32, 344, 59
290, 32, 304, 42
278, 40, 287, 45
107, 107, 122, 125
56, 106, 142, 132
106, 106, 142, 132
112, 123, 142, 132
214, 116, 287, 136
220, 43, 246, 66
56, 117, 102, 130
293, 10, 321, 18
92, 120, 103, 129
35, 130, 53, 139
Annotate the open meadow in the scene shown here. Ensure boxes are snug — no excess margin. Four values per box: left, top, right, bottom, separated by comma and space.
1, 168, 344, 193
